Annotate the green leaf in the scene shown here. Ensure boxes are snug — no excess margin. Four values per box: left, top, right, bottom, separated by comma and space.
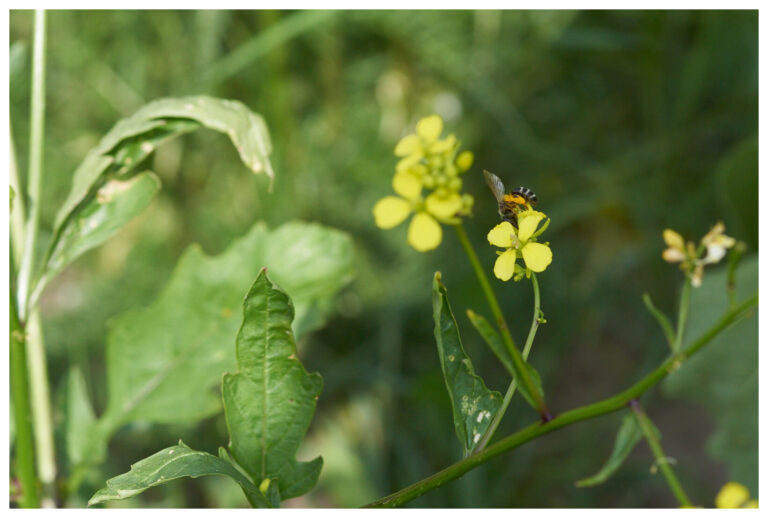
575, 414, 643, 488
88, 441, 271, 508
64, 368, 104, 467
466, 309, 545, 411
39, 96, 273, 300
42, 171, 160, 289
54, 96, 272, 231
222, 270, 323, 501
433, 273, 502, 456
662, 256, 758, 494
95, 221, 352, 454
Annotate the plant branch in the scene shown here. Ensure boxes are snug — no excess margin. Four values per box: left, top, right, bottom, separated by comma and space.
642, 293, 675, 348
476, 273, 542, 451
453, 223, 550, 420
364, 293, 756, 508
629, 400, 692, 507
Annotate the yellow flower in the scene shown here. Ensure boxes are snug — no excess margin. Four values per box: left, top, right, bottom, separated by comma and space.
662, 222, 736, 287
373, 168, 462, 252
487, 211, 552, 281
716, 481, 758, 509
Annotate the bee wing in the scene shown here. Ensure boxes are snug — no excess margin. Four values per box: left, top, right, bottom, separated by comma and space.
483, 170, 506, 203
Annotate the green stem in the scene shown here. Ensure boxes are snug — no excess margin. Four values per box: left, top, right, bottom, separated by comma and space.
672, 279, 691, 352
629, 400, 692, 507
453, 223, 550, 420
16, 9, 47, 320
10, 120, 26, 268
476, 273, 542, 451
364, 293, 756, 508
26, 309, 57, 504
10, 294, 40, 508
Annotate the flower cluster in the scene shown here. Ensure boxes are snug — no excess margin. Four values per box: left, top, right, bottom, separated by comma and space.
373, 115, 475, 252
662, 222, 736, 287
487, 211, 552, 281
715, 482, 758, 509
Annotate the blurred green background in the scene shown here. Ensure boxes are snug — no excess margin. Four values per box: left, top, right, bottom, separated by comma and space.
10, 10, 757, 508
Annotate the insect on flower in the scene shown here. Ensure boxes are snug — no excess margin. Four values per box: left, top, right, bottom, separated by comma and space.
482, 170, 537, 228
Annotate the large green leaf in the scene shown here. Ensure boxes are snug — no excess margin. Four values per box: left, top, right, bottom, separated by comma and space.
575, 414, 643, 488
37, 96, 273, 302
432, 273, 502, 456
662, 256, 758, 494
92, 221, 352, 461
466, 309, 545, 411
222, 270, 323, 502
88, 441, 271, 508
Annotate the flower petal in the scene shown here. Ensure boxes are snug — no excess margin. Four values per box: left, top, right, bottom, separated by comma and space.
487, 221, 515, 248
429, 133, 456, 154
394, 134, 422, 157
416, 114, 443, 142
425, 191, 463, 220
395, 154, 422, 172
493, 249, 518, 281
373, 196, 411, 229
716, 482, 750, 509
517, 210, 546, 242
393, 169, 423, 201
407, 212, 442, 252
663, 229, 685, 251
521, 242, 553, 272
662, 247, 686, 263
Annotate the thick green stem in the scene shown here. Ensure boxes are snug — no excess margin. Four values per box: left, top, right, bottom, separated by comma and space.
629, 400, 692, 507
364, 293, 756, 508
10, 295, 40, 508
476, 273, 542, 451
16, 9, 47, 319
453, 223, 550, 420
672, 279, 691, 352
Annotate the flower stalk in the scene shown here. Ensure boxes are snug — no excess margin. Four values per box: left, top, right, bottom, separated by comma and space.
475, 272, 542, 451
454, 223, 551, 421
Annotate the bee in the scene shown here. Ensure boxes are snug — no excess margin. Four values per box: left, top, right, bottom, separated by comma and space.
483, 170, 538, 228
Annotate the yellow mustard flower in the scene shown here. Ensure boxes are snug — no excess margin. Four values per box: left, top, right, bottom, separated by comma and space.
373, 168, 463, 252
487, 211, 552, 281
716, 481, 758, 509
374, 114, 475, 252
662, 222, 736, 287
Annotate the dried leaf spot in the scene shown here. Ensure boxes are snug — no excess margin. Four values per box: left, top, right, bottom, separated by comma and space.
220, 307, 232, 318
473, 433, 481, 444
141, 142, 154, 153
97, 177, 138, 204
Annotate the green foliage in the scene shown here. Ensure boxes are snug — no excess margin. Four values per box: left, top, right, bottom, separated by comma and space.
88, 441, 273, 508
90, 272, 322, 507
575, 414, 643, 488
64, 368, 100, 466
77, 221, 352, 465
466, 309, 544, 411
662, 256, 758, 494
432, 273, 501, 456
36, 96, 274, 301
45, 172, 160, 285
223, 270, 323, 501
